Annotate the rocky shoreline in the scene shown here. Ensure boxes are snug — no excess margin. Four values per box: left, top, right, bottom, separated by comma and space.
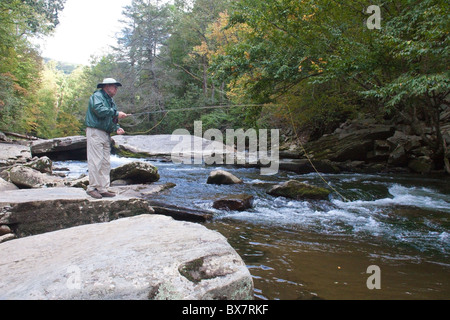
280, 116, 450, 176
0, 133, 256, 300
0, 114, 448, 299
1, 117, 448, 238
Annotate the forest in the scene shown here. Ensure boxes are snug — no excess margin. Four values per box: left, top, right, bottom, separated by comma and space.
0, 0, 448, 159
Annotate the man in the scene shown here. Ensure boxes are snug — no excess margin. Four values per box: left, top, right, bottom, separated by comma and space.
85, 78, 128, 199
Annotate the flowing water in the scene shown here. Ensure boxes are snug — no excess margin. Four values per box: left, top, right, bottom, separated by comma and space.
56, 155, 450, 300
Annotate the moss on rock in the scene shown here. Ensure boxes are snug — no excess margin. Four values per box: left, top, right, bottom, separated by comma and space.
267, 180, 331, 200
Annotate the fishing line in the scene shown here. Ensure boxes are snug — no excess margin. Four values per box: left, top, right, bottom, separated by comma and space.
121, 103, 349, 201
285, 104, 350, 202
127, 104, 269, 117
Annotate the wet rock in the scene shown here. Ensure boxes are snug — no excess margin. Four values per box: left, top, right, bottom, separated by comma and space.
268, 180, 331, 200
0, 215, 253, 300
147, 201, 214, 223
207, 170, 243, 185
213, 194, 254, 211
110, 161, 160, 184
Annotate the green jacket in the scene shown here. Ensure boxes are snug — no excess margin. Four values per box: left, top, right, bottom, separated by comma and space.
85, 89, 120, 134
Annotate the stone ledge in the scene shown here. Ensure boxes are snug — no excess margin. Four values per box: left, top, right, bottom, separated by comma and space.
0, 187, 154, 238
0, 214, 253, 300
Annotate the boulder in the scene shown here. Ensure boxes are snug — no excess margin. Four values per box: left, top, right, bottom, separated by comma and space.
24, 156, 53, 174
388, 145, 408, 166
408, 156, 434, 174
110, 161, 160, 184
30, 136, 87, 160
0, 215, 254, 300
207, 170, 243, 185
0, 187, 154, 238
268, 180, 331, 200
304, 124, 395, 162
213, 194, 254, 211
8, 165, 65, 189
387, 131, 422, 152
112, 134, 236, 160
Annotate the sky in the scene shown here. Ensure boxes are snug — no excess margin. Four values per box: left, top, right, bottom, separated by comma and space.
36, 0, 132, 65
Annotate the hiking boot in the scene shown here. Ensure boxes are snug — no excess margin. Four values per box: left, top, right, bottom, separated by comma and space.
100, 191, 116, 198
87, 189, 102, 199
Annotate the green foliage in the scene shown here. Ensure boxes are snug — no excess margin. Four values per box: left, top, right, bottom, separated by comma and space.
208, 0, 448, 146
1, 0, 447, 167
0, 0, 66, 136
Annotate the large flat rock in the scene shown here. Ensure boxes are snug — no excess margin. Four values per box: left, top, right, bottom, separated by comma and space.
113, 134, 236, 159
0, 214, 253, 300
0, 187, 154, 238
30, 136, 87, 160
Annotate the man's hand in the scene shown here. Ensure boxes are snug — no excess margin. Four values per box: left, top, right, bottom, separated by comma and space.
117, 128, 125, 135
118, 112, 128, 119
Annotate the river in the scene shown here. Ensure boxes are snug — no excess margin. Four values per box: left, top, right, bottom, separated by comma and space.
56, 155, 450, 300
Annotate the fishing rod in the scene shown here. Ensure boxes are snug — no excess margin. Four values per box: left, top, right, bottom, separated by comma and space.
127, 104, 271, 117
121, 102, 350, 202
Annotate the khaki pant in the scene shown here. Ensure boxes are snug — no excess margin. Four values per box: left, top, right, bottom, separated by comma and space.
86, 127, 111, 193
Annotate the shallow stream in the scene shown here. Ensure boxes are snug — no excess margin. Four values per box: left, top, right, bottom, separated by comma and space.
57, 155, 450, 299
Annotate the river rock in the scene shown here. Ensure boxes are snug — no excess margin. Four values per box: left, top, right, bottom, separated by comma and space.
0, 187, 154, 238
213, 194, 254, 211
268, 180, 331, 200
207, 170, 243, 185
304, 123, 395, 162
387, 131, 422, 152
24, 156, 53, 174
110, 161, 160, 184
0, 214, 253, 300
30, 136, 87, 160
8, 165, 65, 189
147, 201, 214, 222
408, 156, 434, 174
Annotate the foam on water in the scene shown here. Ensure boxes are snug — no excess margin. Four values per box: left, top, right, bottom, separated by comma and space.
57, 156, 449, 255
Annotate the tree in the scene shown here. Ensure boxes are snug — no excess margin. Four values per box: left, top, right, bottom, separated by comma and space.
115, 0, 173, 113
0, 0, 66, 135
209, 0, 448, 164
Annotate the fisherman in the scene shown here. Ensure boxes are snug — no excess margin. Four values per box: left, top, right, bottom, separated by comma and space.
85, 78, 128, 199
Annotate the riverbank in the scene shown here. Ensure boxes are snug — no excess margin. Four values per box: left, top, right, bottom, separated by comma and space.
50, 155, 449, 299
1, 125, 449, 299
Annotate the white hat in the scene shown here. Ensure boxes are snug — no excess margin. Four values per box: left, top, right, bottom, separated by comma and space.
97, 78, 123, 88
